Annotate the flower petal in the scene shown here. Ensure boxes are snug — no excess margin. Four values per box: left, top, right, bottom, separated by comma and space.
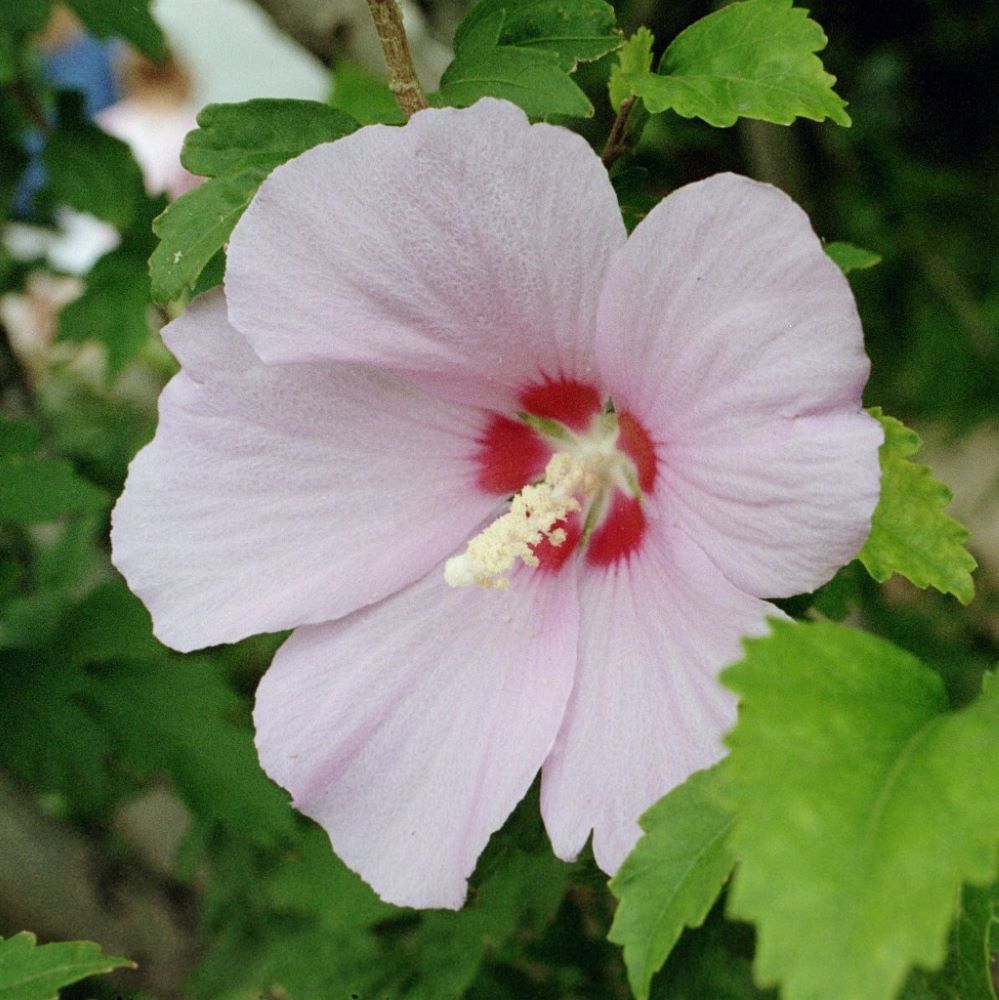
254, 565, 580, 909
661, 410, 882, 597
540, 523, 781, 874
225, 98, 626, 409
111, 291, 496, 652
595, 173, 881, 596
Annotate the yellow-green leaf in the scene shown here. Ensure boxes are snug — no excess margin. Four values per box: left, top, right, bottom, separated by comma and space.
860, 408, 976, 604
722, 621, 999, 1000
619, 0, 849, 127
0, 932, 133, 1000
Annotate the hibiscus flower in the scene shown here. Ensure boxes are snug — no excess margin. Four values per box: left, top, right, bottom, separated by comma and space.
112, 98, 882, 909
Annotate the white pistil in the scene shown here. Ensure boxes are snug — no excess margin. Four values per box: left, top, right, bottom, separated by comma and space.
445, 452, 591, 590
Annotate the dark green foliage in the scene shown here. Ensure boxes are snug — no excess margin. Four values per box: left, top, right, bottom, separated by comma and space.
55, 194, 163, 376
0, 1, 54, 35
610, 164, 657, 232
901, 882, 999, 1000
439, 0, 619, 118
0, 455, 106, 524
43, 97, 146, 232
63, 0, 166, 60
149, 160, 272, 302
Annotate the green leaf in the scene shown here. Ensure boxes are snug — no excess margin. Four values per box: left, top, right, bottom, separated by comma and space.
860, 409, 976, 604
151, 100, 359, 302
191, 247, 226, 297
0, 32, 14, 84
192, 782, 570, 1000
902, 881, 999, 1000
63, 0, 165, 59
652, 904, 776, 1000
405, 848, 568, 1000
43, 111, 145, 231
0, 556, 21, 606
2, 578, 296, 831
440, 0, 618, 118
440, 10, 593, 118
453, 0, 620, 72
0, 932, 133, 1000
180, 99, 360, 178
193, 842, 566, 1000
609, 27, 653, 112
617, 0, 850, 128
75, 583, 296, 841
57, 578, 163, 666
188, 916, 382, 1000
808, 560, 865, 621
330, 60, 406, 125
0, 455, 106, 524
0, 593, 63, 651
265, 826, 393, 933
0, 97, 29, 217
722, 620, 999, 1000
150, 162, 269, 303
91, 650, 297, 840
0, 643, 112, 812
0, 515, 102, 651
57, 250, 151, 375
825, 240, 883, 274
0, 1, 53, 34
0, 417, 41, 457
609, 766, 735, 999
330, 59, 406, 125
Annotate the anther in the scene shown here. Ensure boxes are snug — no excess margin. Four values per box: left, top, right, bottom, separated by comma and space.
444, 453, 589, 590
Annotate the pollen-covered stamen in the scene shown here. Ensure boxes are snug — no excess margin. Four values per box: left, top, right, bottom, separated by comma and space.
463, 393, 656, 583
445, 453, 594, 590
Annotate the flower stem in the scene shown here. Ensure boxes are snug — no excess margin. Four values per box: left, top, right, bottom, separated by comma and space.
601, 97, 637, 170
365, 0, 427, 119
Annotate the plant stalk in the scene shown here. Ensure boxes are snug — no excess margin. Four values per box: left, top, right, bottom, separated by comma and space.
365, 0, 427, 118
601, 97, 637, 170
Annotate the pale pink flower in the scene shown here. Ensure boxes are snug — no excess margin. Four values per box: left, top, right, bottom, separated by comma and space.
112, 99, 882, 909
97, 97, 199, 201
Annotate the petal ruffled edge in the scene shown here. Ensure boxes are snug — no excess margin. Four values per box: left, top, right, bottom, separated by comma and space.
112, 291, 497, 651
225, 98, 626, 410
595, 173, 881, 597
254, 563, 580, 908
541, 520, 783, 873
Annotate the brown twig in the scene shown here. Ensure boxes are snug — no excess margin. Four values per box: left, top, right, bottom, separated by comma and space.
10, 78, 52, 137
365, 0, 427, 118
601, 96, 636, 170
0, 320, 40, 421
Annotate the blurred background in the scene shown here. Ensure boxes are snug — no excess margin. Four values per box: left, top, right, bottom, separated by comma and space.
0, 1, 997, 997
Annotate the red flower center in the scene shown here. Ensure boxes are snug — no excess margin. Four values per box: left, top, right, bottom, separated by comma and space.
474, 376, 657, 571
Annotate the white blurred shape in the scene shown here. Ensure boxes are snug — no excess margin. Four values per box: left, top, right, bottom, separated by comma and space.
97, 98, 199, 200
151, 0, 330, 107
4, 210, 120, 276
